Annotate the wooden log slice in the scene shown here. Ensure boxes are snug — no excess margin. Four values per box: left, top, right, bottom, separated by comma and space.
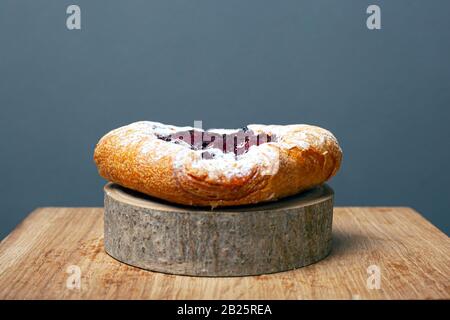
104, 183, 334, 276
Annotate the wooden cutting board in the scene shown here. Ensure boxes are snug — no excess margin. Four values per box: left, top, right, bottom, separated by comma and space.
0, 207, 448, 299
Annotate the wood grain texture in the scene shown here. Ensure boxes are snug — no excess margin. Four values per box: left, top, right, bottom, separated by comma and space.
0, 207, 448, 299
104, 183, 334, 276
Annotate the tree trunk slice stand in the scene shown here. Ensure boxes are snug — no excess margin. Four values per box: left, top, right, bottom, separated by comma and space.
104, 183, 334, 276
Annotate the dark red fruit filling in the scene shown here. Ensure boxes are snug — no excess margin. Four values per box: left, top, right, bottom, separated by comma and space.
156, 128, 274, 158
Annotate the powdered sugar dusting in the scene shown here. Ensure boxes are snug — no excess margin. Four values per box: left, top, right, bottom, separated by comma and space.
248, 123, 340, 152
101, 121, 335, 181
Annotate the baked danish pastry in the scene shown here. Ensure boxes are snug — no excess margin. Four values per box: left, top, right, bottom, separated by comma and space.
94, 121, 342, 207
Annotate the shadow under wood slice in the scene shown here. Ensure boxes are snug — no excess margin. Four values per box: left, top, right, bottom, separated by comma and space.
103, 183, 334, 277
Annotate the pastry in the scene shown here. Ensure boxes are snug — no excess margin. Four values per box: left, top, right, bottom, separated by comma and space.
94, 121, 342, 207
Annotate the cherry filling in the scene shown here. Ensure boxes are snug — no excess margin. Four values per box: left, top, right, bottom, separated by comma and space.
156, 128, 274, 158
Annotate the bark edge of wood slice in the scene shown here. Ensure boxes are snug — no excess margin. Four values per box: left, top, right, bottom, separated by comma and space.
104, 182, 334, 276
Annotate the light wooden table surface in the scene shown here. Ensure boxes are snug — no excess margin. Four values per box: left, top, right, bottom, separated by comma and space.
0, 207, 448, 299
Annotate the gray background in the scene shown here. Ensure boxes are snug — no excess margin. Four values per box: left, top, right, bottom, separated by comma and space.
1, 0, 449, 239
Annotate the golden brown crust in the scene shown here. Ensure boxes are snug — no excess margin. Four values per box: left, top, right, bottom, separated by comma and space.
94, 121, 342, 207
